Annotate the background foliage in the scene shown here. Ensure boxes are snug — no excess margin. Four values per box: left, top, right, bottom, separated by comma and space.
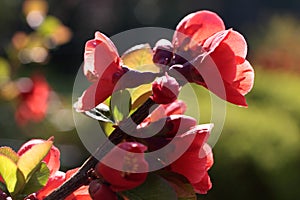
1, 0, 300, 199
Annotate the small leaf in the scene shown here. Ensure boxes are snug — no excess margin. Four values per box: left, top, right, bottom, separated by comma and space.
21, 162, 50, 196
85, 103, 114, 123
17, 141, 52, 181
110, 90, 132, 123
0, 154, 25, 195
122, 44, 160, 73
0, 147, 19, 163
121, 174, 177, 200
158, 171, 197, 200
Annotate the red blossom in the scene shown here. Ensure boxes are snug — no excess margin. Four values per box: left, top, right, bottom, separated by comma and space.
169, 10, 254, 106
76, 31, 126, 111
17, 139, 60, 177
169, 124, 214, 194
95, 142, 149, 192
17, 139, 91, 199
15, 75, 50, 125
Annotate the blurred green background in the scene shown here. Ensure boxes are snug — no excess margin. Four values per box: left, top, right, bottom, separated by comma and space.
1, 0, 300, 199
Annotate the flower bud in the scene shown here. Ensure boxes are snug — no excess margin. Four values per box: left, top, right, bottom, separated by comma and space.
153, 39, 173, 66
151, 74, 180, 104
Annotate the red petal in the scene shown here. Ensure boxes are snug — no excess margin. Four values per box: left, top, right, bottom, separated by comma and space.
210, 40, 237, 85
84, 31, 120, 81
174, 10, 225, 48
211, 80, 248, 107
170, 125, 212, 183
76, 80, 113, 111
233, 60, 254, 95
192, 172, 212, 194
65, 168, 79, 180
222, 30, 248, 62
199, 143, 214, 170
146, 100, 187, 123
170, 150, 207, 184
202, 29, 230, 55
65, 186, 92, 200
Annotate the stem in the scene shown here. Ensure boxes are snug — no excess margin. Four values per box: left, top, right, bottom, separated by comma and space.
44, 98, 156, 200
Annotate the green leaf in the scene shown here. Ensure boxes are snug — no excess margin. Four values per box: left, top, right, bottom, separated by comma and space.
0, 154, 25, 196
0, 147, 19, 163
85, 103, 114, 123
21, 162, 50, 196
17, 140, 52, 181
110, 90, 132, 123
121, 174, 177, 200
158, 171, 197, 200
121, 43, 160, 73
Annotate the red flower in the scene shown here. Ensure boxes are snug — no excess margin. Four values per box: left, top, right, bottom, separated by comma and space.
76, 31, 126, 111
17, 139, 91, 199
95, 142, 149, 192
167, 10, 254, 106
169, 124, 214, 194
15, 75, 50, 125
151, 73, 180, 104
17, 138, 60, 177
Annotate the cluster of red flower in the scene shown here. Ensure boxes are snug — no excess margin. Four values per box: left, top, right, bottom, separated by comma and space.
2, 10, 254, 200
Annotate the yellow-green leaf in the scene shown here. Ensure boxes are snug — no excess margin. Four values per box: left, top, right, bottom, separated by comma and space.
17, 141, 52, 181
0, 154, 25, 195
0, 147, 19, 163
122, 43, 160, 73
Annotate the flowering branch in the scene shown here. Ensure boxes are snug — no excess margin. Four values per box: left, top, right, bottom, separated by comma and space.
44, 98, 156, 200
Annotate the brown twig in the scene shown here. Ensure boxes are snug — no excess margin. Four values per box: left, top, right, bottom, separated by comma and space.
44, 98, 156, 200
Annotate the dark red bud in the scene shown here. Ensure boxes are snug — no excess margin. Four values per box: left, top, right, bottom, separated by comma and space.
153, 39, 174, 66
89, 180, 117, 200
